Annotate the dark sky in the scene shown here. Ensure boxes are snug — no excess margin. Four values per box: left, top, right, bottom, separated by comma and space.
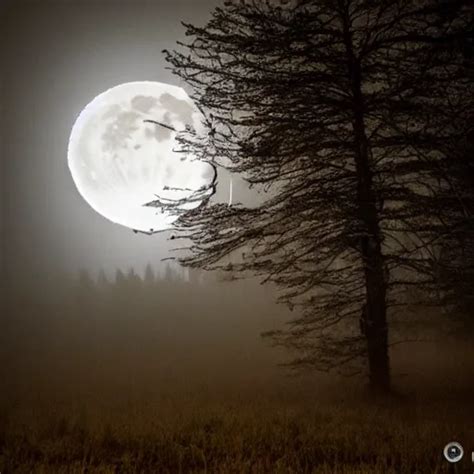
1, 0, 230, 280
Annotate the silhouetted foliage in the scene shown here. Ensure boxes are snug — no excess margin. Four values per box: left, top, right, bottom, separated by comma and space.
164, 0, 473, 392
435, 127, 474, 326
144, 263, 156, 284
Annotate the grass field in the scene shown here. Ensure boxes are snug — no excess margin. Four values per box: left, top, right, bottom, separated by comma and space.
1, 389, 473, 473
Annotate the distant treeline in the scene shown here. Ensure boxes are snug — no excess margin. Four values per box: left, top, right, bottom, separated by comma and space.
79, 262, 203, 287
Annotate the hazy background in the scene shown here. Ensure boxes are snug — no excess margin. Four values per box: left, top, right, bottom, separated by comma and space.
0, 0, 234, 282
2, 0, 473, 387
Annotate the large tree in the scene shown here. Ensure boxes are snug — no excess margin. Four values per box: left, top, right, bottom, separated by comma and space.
163, 0, 473, 393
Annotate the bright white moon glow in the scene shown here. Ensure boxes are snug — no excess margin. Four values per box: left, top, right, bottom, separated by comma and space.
68, 81, 215, 233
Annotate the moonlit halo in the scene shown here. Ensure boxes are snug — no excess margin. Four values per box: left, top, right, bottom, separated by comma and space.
67, 81, 215, 233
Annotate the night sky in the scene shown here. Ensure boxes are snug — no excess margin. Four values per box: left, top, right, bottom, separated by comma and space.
1, 0, 233, 280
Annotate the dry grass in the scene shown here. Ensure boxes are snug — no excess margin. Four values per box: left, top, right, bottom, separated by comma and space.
1, 391, 472, 473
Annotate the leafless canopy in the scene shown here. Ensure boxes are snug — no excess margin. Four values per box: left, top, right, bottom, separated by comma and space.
163, 0, 473, 386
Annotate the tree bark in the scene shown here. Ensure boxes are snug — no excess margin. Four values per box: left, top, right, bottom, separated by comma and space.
342, 8, 391, 394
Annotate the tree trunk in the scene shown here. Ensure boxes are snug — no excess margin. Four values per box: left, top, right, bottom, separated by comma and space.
342, 10, 391, 394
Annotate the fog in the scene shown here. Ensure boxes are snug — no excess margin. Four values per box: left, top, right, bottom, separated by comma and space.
3, 270, 473, 412
1, 0, 225, 280
2, 269, 299, 406
2, 0, 473, 413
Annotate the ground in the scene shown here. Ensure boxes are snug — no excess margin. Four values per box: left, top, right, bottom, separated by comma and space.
1, 389, 472, 473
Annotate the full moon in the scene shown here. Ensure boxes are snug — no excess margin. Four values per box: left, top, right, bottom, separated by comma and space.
67, 81, 215, 233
